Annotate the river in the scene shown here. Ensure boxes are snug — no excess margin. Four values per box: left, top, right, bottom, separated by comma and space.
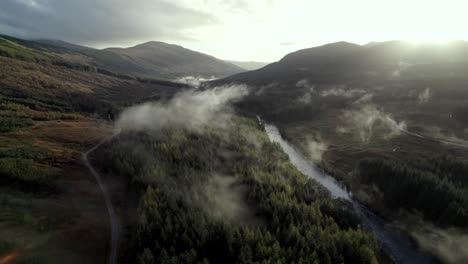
264, 123, 438, 264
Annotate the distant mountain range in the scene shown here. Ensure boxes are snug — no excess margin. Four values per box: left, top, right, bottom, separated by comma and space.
225, 60, 270, 70
33, 38, 245, 79
220, 40, 468, 85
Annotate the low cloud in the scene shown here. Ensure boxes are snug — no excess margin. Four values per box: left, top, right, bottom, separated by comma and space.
306, 136, 328, 163
255, 82, 277, 95
115, 85, 249, 131
390, 61, 411, 79
418, 87, 432, 104
201, 174, 260, 225
354, 93, 374, 104
320, 86, 365, 98
173, 76, 216, 88
413, 226, 468, 264
427, 126, 468, 146
296, 79, 315, 91
343, 105, 406, 142
298, 92, 313, 104
296, 79, 316, 104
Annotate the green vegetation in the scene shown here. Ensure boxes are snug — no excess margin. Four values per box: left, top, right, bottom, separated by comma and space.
357, 156, 468, 227
95, 118, 381, 263
0, 141, 58, 192
0, 85, 117, 134
0, 37, 54, 62
0, 158, 58, 187
0, 117, 33, 133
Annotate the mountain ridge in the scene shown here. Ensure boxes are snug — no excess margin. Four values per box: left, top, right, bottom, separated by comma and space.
215, 40, 468, 86
33, 37, 245, 79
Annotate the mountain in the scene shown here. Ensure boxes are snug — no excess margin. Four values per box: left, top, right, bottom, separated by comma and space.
0, 34, 384, 264
0, 34, 193, 263
104, 41, 244, 79
218, 40, 468, 85
225, 60, 270, 70
209, 41, 468, 263
35, 39, 95, 52
34, 38, 245, 79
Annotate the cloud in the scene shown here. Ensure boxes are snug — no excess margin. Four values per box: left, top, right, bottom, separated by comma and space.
390, 61, 411, 79
418, 87, 431, 104
306, 136, 328, 163
0, 0, 218, 46
296, 79, 316, 104
201, 174, 260, 225
427, 126, 468, 146
115, 85, 249, 131
354, 93, 374, 104
298, 92, 312, 104
413, 226, 468, 264
296, 79, 315, 90
173, 76, 216, 88
320, 86, 366, 98
255, 82, 277, 95
343, 105, 406, 142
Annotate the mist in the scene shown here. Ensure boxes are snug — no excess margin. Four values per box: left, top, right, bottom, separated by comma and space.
173, 76, 217, 88
418, 87, 432, 104
296, 79, 316, 104
296, 79, 315, 91
412, 225, 468, 264
320, 86, 365, 98
306, 135, 328, 163
200, 174, 260, 226
115, 85, 249, 132
390, 61, 411, 79
255, 82, 278, 95
343, 105, 406, 142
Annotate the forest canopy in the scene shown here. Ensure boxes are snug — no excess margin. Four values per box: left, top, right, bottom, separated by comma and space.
93, 117, 381, 264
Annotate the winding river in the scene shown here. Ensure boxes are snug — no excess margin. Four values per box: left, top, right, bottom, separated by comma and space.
264, 123, 437, 264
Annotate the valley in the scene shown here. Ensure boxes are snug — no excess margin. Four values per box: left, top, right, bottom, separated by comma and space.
0, 33, 467, 264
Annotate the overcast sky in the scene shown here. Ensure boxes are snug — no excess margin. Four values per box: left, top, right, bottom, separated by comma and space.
0, 0, 466, 61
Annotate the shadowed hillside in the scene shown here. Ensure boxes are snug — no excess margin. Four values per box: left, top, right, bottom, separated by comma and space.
209, 40, 468, 263
35, 38, 245, 79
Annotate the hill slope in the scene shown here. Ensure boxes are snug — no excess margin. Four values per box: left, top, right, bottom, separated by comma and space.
210, 41, 468, 263
0, 36, 187, 263
104, 41, 244, 79
34, 38, 245, 79
220, 40, 468, 85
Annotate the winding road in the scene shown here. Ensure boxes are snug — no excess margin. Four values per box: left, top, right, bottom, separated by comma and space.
82, 131, 120, 264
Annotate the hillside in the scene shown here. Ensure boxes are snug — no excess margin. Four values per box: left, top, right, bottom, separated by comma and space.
211, 41, 468, 263
105, 42, 245, 79
220, 40, 468, 85
35, 38, 245, 79
0, 37, 187, 263
0, 35, 388, 263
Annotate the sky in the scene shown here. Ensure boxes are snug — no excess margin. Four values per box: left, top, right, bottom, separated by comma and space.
0, 0, 466, 61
